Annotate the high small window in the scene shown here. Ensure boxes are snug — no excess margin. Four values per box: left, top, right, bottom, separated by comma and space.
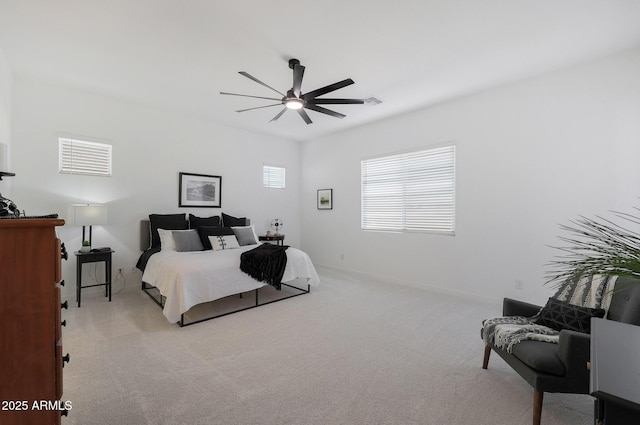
361, 144, 455, 234
59, 137, 112, 176
263, 165, 285, 189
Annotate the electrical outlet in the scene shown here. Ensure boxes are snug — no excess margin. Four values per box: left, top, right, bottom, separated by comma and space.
515, 279, 524, 290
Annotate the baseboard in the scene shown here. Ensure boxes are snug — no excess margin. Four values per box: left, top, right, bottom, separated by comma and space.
315, 263, 502, 306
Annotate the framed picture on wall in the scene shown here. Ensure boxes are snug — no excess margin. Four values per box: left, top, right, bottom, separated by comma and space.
317, 189, 333, 210
179, 172, 221, 207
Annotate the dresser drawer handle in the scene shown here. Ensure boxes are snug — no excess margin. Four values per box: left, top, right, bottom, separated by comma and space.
60, 279, 65, 287
61, 320, 67, 327
61, 408, 69, 417
62, 353, 70, 367
60, 243, 68, 261
61, 301, 68, 310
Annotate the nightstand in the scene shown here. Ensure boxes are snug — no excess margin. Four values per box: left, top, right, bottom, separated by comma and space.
258, 235, 285, 246
74, 250, 114, 307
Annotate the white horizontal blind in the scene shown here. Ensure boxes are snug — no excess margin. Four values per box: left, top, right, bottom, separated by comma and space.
361, 145, 455, 234
263, 165, 285, 189
59, 137, 112, 176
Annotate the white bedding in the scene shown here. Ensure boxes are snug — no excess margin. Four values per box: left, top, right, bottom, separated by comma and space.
141, 244, 320, 323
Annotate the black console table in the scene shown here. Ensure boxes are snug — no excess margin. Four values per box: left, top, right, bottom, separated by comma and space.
74, 250, 113, 307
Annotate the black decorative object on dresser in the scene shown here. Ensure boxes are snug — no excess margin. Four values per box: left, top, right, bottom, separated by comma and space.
0, 218, 69, 424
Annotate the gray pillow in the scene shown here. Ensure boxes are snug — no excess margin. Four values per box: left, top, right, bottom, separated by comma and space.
232, 226, 257, 246
172, 230, 204, 252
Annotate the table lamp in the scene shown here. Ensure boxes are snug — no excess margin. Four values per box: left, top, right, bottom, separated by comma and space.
67, 204, 108, 249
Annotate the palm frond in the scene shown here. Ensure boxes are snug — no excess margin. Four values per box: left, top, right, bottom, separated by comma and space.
545, 208, 640, 289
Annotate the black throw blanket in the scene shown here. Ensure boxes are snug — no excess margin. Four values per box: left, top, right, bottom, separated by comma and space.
240, 243, 289, 290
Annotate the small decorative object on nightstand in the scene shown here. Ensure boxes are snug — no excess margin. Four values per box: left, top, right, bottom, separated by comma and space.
80, 240, 91, 252
271, 218, 283, 236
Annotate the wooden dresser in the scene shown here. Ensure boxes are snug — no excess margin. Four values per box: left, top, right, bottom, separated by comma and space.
0, 218, 69, 424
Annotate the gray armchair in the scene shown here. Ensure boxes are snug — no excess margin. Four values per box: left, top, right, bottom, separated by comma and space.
481, 277, 640, 425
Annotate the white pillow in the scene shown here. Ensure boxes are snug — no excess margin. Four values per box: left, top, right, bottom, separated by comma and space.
209, 234, 240, 251
158, 228, 192, 251
158, 228, 176, 251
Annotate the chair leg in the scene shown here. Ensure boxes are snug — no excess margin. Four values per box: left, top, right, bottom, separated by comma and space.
533, 391, 543, 425
482, 345, 491, 369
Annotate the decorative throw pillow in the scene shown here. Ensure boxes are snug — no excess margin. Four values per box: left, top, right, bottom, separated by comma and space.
221, 212, 247, 227
232, 225, 258, 246
149, 213, 187, 248
158, 228, 177, 251
209, 235, 240, 251
172, 230, 204, 252
188, 214, 220, 229
535, 297, 605, 334
197, 226, 234, 250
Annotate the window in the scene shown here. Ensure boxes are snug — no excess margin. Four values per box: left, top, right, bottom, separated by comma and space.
263, 165, 285, 189
361, 144, 455, 234
59, 137, 112, 176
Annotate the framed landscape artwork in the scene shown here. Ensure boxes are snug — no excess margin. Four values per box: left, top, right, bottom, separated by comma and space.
179, 172, 221, 207
317, 189, 333, 210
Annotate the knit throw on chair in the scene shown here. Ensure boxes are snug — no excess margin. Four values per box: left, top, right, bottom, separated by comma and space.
482, 275, 617, 353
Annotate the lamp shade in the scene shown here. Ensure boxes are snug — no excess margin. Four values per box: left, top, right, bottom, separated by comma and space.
67, 204, 108, 226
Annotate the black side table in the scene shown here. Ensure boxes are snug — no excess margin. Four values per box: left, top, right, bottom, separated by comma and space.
258, 235, 285, 246
74, 250, 114, 307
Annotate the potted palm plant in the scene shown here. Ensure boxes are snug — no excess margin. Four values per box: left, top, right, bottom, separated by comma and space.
546, 206, 640, 288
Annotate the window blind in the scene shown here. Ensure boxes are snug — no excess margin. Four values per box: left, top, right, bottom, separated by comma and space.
263, 165, 285, 189
59, 137, 112, 176
361, 144, 455, 234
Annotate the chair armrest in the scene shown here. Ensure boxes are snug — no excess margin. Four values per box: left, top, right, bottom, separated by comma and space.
502, 298, 542, 317
558, 329, 591, 393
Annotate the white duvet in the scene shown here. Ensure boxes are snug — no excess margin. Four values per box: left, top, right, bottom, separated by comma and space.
141, 245, 320, 323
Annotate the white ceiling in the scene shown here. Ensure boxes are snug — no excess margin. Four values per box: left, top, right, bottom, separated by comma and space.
1, 1, 640, 142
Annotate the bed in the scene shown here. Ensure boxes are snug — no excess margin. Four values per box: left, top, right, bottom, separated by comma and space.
136, 213, 320, 326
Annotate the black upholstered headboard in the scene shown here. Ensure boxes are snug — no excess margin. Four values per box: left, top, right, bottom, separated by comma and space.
140, 220, 151, 252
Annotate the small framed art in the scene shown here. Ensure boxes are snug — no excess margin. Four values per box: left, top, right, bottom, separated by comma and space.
179, 172, 221, 208
317, 189, 333, 210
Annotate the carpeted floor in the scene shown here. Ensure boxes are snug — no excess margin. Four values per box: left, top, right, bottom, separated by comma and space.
61, 267, 592, 425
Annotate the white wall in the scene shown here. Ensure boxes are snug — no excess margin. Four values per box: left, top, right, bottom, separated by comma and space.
11, 76, 301, 297
0, 45, 12, 197
301, 47, 640, 305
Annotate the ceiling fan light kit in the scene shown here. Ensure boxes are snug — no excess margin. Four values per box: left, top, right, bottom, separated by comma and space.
221, 58, 366, 125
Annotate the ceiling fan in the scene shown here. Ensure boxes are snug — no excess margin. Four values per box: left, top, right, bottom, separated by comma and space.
220, 58, 364, 125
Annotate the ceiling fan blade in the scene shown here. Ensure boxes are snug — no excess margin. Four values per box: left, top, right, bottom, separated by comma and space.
307, 98, 364, 105
304, 104, 346, 119
292, 64, 305, 98
270, 108, 287, 122
238, 71, 285, 97
236, 104, 281, 113
297, 109, 313, 125
220, 92, 282, 101
302, 78, 355, 100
